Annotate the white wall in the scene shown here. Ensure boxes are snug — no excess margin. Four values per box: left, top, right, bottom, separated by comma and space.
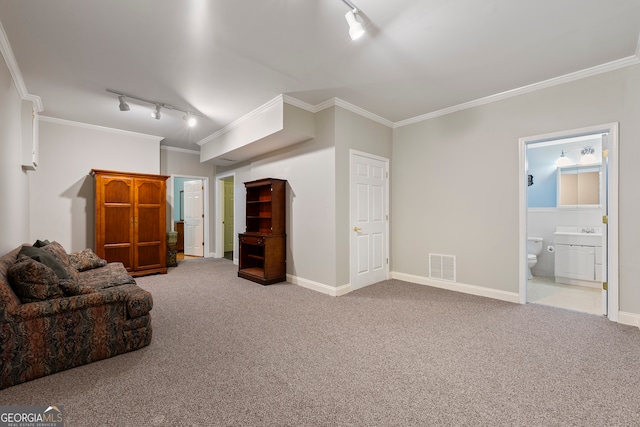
334, 107, 393, 286
29, 118, 162, 252
392, 64, 640, 316
218, 107, 337, 290
0, 54, 29, 254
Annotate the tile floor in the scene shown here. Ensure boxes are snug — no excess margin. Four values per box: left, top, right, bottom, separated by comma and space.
527, 275, 603, 316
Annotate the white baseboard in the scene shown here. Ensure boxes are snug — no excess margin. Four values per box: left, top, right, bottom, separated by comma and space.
390, 271, 521, 304
618, 311, 640, 328
287, 274, 351, 297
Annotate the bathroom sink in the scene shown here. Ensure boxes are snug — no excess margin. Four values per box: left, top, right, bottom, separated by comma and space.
554, 231, 602, 246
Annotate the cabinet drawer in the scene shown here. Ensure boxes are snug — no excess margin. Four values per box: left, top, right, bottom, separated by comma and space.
239, 235, 265, 245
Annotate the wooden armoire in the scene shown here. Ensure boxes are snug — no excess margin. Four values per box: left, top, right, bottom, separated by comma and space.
91, 169, 169, 276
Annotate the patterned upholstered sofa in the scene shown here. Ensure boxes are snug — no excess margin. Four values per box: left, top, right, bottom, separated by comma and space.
0, 242, 153, 389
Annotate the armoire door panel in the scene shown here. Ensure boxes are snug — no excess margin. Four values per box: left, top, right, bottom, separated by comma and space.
103, 206, 132, 244
137, 244, 163, 270
103, 178, 133, 203
104, 245, 133, 270
137, 207, 161, 242
136, 180, 163, 204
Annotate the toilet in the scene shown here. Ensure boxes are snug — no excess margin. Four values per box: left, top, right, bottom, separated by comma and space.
527, 237, 543, 279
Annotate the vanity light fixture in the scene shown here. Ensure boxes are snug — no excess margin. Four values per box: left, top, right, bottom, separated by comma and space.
556, 150, 572, 167
579, 147, 598, 164
106, 89, 203, 126
342, 0, 365, 40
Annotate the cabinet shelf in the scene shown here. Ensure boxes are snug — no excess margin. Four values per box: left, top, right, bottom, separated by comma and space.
239, 178, 286, 285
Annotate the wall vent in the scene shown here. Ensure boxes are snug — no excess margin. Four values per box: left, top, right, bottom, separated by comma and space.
429, 253, 456, 282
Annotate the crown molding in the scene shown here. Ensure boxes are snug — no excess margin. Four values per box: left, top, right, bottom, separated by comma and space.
332, 98, 394, 127
160, 145, 200, 155
39, 116, 164, 141
395, 54, 640, 128
196, 94, 285, 146
283, 96, 394, 128
0, 19, 43, 112
282, 95, 316, 113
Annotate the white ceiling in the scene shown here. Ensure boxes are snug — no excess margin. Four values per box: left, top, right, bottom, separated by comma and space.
1, 0, 639, 151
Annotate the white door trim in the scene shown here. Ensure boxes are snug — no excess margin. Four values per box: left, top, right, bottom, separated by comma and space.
518, 122, 619, 321
215, 172, 237, 261
168, 174, 210, 258
349, 149, 390, 290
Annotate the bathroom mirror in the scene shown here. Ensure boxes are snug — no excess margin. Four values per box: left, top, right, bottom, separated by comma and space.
557, 165, 601, 207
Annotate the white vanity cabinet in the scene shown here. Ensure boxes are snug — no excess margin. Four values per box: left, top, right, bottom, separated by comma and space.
554, 226, 602, 289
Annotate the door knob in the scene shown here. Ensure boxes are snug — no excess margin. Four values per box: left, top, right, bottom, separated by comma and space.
353, 227, 362, 232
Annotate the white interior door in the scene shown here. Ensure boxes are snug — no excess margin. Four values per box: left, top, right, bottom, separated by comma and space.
224, 179, 234, 253
350, 151, 389, 291
184, 179, 204, 257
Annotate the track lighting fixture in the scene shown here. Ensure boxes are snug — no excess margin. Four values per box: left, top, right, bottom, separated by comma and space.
184, 113, 197, 127
106, 89, 203, 126
118, 95, 130, 112
341, 0, 365, 40
151, 104, 162, 120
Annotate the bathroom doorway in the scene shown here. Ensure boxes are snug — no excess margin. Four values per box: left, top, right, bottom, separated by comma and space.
519, 123, 619, 321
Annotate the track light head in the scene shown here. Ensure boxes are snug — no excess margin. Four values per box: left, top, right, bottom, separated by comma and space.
344, 9, 365, 40
151, 104, 162, 120
184, 113, 197, 127
118, 95, 130, 111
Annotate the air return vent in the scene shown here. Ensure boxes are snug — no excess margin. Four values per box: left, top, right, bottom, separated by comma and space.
429, 253, 456, 282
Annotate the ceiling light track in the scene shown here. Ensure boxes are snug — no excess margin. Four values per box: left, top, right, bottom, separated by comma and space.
106, 89, 203, 127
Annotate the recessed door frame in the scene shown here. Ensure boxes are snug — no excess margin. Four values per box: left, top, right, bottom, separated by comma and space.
518, 122, 619, 321
215, 172, 237, 262
168, 174, 210, 257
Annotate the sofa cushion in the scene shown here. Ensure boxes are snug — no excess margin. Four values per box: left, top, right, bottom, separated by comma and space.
58, 279, 95, 297
33, 239, 50, 248
68, 248, 107, 272
78, 262, 135, 289
39, 242, 80, 283
18, 245, 71, 280
8, 255, 64, 303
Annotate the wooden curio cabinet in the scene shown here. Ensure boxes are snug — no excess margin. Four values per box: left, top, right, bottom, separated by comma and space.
91, 169, 169, 277
238, 178, 286, 285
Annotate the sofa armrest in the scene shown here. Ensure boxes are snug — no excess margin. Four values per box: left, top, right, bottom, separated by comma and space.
11, 287, 128, 321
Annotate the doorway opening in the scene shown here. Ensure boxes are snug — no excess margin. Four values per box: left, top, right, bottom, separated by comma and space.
216, 173, 236, 262
169, 175, 209, 260
519, 123, 619, 321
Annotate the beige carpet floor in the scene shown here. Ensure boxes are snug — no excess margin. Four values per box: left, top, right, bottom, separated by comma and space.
1, 257, 639, 426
